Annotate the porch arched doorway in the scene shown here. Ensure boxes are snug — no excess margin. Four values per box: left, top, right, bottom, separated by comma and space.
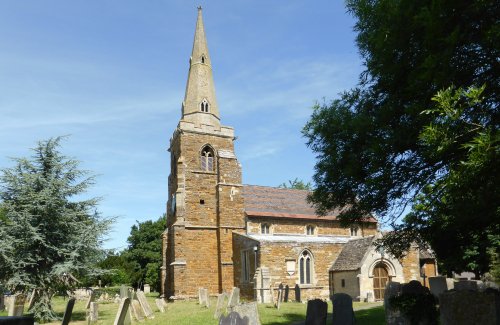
373, 263, 389, 300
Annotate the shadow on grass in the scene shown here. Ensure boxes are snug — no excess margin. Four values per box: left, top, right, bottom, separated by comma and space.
354, 306, 385, 325
262, 312, 305, 325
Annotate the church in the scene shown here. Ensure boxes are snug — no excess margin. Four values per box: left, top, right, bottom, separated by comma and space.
160, 8, 436, 303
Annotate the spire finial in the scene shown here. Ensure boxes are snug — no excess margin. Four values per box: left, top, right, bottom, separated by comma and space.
197, 5, 202, 11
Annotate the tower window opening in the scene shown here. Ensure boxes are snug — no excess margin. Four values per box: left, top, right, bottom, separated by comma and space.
201, 55, 205, 64
201, 146, 214, 171
200, 98, 210, 112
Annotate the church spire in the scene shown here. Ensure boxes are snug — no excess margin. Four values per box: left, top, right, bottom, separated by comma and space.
181, 7, 220, 127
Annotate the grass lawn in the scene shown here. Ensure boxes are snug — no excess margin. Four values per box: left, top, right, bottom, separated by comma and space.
0, 295, 385, 324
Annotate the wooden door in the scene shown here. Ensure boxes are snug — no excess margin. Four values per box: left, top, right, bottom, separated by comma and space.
373, 264, 389, 300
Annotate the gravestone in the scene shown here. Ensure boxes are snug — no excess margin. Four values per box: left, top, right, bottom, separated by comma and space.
440, 288, 499, 325
227, 287, 240, 311
269, 286, 276, 306
276, 290, 282, 309
198, 287, 204, 305
8, 294, 26, 317
284, 285, 289, 302
26, 290, 37, 312
231, 302, 261, 325
85, 290, 96, 309
446, 278, 455, 290
0, 316, 35, 325
61, 298, 76, 325
155, 299, 165, 313
455, 280, 478, 291
278, 284, 284, 301
305, 299, 327, 325
199, 288, 210, 308
131, 300, 145, 322
114, 294, 121, 304
214, 293, 228, 319
113, 297, 132, 325
120, 285, 128, 299
366, 291, 374, 303
401, 280, 428, 295
331, 293, 355, 325
0, 293, 4, 312
219, 311, 249, 325
136, 291, 155, 319
143, 284, 151, 294
294, 284, 301, 302
87, 302, 98, 324
429, 276, 449, 298
384, 281, 405, 325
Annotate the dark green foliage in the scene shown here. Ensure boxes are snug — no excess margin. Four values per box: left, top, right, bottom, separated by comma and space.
390, 293, 439, 325
278, 178, 313, 190
303, 0, 499, 274
95, 251, 134, 286
0, 137, 113, 322
122, 216, 165, 291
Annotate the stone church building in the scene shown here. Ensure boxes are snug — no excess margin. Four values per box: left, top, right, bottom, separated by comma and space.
160, 8, 436, 303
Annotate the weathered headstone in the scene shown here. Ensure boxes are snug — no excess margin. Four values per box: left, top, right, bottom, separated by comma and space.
294, 284, 301, 302
227, 287, 240, 310
305, 299, 327, 325
231, 302, 261, 325
136, 291, 155, 319
219, 311, 249, 325
198, 287, 204, 305
401, 280, 428, 295
455, 280, 478, 291
0, 293, 5, 312
155, 299, 165, 313
85, 290, 96, 309
7, 294, 26, 317
284, 285, 289, 302
429, 276, 449, 298
87, 302, 98, 324
120, 285, 128, 299
131, 300, 145, 322
0, 316, 35, 325
61, 298, 76, 325
384, 281, 404, 325
366, 291, 374, 303
440, 288, 500, 325
276, 290, 282, 309
114, 294, 121, 304
113, 297, 132, 325
214, 293, 229, 319
143, 284, 151, 294
278, 284, 284, 301
199, 288, 210, 308
331, 293, 355, 325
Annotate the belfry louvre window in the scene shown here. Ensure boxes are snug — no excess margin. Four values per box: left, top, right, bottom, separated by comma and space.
200, 98, 209, 112
201, 146, 214, 171
299, 250, 312, 284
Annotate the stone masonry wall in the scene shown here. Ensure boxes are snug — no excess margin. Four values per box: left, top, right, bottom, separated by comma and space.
400, 245, 421, 283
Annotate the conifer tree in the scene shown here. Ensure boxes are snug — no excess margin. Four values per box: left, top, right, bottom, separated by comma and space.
0, 137, 113, 322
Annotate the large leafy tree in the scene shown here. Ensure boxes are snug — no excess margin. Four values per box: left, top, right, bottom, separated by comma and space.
0, 137, 113, 322
303, 0, 499, 275
278, 178, 313, 190
122, 216, 165, 292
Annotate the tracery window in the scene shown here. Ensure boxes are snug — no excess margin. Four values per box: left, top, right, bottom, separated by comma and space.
201, 146, 214, 171
299, 250, 313, 284
200, 98, 210, 112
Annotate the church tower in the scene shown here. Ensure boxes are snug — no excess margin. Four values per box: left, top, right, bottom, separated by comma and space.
161, 7, 245, 299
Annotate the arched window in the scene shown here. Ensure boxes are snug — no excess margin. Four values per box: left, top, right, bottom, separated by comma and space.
299, 250, 313, 284
306, 225, 315, 235
261, 223, 270, 234
200, 98, 210, 112
201, 146, 214, 171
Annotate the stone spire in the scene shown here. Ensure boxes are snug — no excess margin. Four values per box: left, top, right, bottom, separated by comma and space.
181, 6, 220, 127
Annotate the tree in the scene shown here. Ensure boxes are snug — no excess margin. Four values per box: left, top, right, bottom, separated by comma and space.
122, 216, 165, 292
303, 0, 499, 275
0, 137, 113, 322
278, 178, 313, 190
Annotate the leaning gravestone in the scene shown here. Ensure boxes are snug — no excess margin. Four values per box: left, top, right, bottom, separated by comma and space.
155, 299, 165, 313
227, 287, 240, 311
8, 294, 26, 317
136, 291, 155, 319
231, 302, 261, 325
120, 285, 128, 299
131, 300, 145, 322
219, 311, 249, 325
214, 293, 229, 319
87, 302, 98, 324
61, 298, 76, 325
113, 297, 132, 325
331, 293, 355, 325
294, 284, 301, 302
85, 290, 96, 309
305, 299, 327, 325
0, 316, 35, 325
284, 285, 289, 302
276, 289, 282, 309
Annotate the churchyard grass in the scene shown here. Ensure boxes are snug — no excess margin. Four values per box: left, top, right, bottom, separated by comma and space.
0, 294, 384, 324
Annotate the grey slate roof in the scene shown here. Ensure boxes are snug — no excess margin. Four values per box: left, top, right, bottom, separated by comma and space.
330, 236, 376, 271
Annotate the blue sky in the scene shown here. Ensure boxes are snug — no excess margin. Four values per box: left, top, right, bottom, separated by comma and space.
0, 1, 364, 250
